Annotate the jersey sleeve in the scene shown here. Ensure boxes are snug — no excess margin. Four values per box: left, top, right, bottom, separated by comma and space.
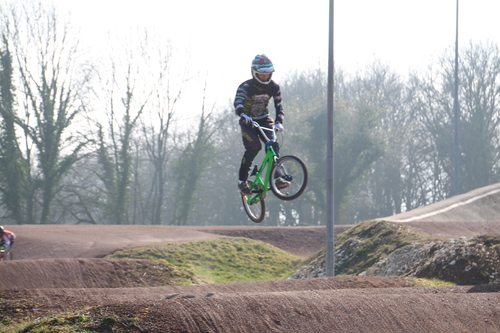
1, 234, 10, 247
234, 82, 248, 117
273, 83, 285, 124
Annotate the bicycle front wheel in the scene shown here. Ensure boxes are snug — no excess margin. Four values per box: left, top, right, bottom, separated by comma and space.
270, 155, 308, 201
241, 194, 266, 223
0, 251, 12, 260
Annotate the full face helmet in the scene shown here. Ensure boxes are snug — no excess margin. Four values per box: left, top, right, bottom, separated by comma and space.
0, 226, 4, 236
251, 54, 275, 84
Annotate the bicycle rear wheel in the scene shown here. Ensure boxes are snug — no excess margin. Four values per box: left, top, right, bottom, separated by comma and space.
241, 194, 265, 223
270, 155, 308, 201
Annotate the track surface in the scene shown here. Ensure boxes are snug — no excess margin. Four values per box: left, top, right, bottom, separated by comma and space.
2, 184, 500, 332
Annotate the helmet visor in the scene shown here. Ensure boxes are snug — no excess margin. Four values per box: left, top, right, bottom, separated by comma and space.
256, 67, 274, 73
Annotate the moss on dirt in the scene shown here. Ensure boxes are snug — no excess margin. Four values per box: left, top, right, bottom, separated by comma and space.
8, 314, 93, 333
478, 235, 500, 249
410, 278, 456, 287
334, 220, 433, 275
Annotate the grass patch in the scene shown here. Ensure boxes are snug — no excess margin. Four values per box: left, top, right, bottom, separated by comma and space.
5, 314, 93, 333
107, 237, 303, 284
411, 278, 457, 287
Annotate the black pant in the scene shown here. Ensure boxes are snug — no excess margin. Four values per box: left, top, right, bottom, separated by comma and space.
239, 116, 276, 181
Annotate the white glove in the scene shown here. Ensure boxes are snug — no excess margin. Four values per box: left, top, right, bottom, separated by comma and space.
275, 122, 284, 133
240, 114, 253, 126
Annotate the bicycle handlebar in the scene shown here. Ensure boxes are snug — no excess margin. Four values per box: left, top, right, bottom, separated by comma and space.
252, 121, 276, 143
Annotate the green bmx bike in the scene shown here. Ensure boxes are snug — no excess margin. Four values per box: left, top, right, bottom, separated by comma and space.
241, 121, 308, 223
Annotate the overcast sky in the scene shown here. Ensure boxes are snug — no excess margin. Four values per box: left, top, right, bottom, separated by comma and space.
49, 0, 500, 115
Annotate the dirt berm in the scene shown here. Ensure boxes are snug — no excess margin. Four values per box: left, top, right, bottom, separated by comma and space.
1, 183, 500, 332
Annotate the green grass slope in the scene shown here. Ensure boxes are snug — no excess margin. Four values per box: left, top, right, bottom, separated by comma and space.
107, 237, 303, 284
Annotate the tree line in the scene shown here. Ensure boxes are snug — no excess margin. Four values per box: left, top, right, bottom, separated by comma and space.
1, 2, 500, 226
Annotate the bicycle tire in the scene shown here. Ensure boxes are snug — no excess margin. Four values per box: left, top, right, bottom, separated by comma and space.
0, 251, 11, 260
270, 155, 308, 201
241, 194, 266, 223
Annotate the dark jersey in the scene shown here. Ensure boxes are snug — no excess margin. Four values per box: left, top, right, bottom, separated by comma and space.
234, 78, 285, 124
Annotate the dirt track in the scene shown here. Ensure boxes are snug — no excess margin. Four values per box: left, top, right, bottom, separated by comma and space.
1, 184, 500, 332
3, 276, 499, 332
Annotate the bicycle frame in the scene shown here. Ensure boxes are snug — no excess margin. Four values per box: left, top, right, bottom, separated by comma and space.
245, 122, 278, 203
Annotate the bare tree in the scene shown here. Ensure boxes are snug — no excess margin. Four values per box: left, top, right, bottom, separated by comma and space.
137, 39, 188, 225
280, 68, 383, 225
170, 89, 217, 226
457, 42, 500, 192
94, 64, 149, 225
1, 1, 89, 224
406, 42, 500, 203
88, 29, 185, 225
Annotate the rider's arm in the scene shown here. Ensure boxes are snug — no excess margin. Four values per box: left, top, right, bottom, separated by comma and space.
234, 81, 249, 117
272, 83, 284, 124
1, 234, 10, 249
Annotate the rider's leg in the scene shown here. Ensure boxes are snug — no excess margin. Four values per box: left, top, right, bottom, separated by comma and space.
239, 123, 262, 182
239, 147, 260, 181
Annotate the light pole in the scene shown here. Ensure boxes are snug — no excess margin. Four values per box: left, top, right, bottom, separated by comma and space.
453, 0, 460, 196
326, 0, 335, 277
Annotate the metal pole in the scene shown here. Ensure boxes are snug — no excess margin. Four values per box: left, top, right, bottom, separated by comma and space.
325, 0, 335, 277
453, 0, 460, 196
